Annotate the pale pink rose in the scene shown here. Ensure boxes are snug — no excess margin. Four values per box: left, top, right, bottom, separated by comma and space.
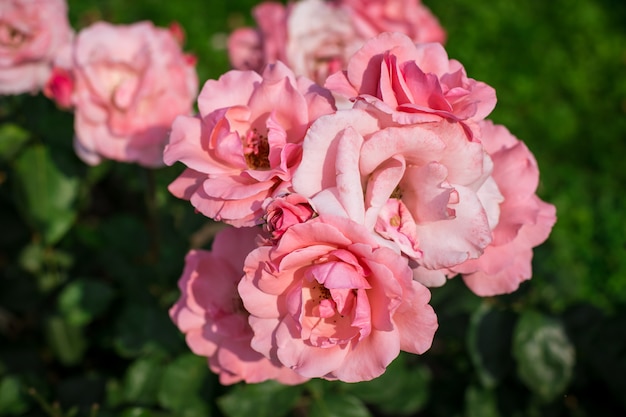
227, 27, 265, 72
283, 0, 362, 85
70, 21, 198, 167
263, 193, 316, 242
450, 121, 557, 295
169, 226, 307, 385
164, 61, 335, 227
326, 32, 496, 138
238, 215, 438, 382
0, 0, 72, 95
335, 0, 446, 44
293, 109, 502, 277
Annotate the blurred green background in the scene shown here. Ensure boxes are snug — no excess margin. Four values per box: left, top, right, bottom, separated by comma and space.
0, 0, 625, 416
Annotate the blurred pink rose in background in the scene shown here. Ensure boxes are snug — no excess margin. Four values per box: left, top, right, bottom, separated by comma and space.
239, 215, 438, 382
228, 0, 446, 86
68, 21, 197, 167
451, 121, 557, 295
0, 0, 72, 95
164, 61, 335, 227
336, 0, 446, 45
169, 226, 307, 385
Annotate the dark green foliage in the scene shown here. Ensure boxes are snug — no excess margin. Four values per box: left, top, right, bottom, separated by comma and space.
1, 0, 625, 416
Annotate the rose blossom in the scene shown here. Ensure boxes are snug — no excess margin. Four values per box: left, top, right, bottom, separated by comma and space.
164, 61, 335, 227
449, 121, 557, 295
169, 226, 307, 385
69, 21, 197, 167
325, 32, 496, 138
292, 109, 503, 286
335, 0, 446, 45
263, 193, 316, 242
227, 2, 287, 73
239, 215, 438, 382
0, 0, 72, 95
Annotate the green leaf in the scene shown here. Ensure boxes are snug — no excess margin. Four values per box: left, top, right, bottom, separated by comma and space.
308, 392, 372, 417
44, 315, 86, 366
158, 354, 210, 416
218, 380, 303, 417
0, 123, 30, 161
512, 310, 575, 401
465, 385, 500, 417
341, 353, 430, 415
124, 355, 166, 405
0, 375, 28, 415
13, 144, 79, 244
58, 279, 115, 326
467, 303, 515, 388
113, 303, 181, 358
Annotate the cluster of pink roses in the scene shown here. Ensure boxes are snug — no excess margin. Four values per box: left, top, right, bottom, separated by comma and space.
2, 0, 555, 386
1, 0, 198, 167
167, 1, 556, 384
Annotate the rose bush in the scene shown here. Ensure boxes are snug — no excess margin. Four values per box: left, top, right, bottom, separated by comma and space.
238, 215, 438, 382
169, 226, 307, 385
164, 61, 335, 227
0, 0, 72, 95
62, 21, 198, 167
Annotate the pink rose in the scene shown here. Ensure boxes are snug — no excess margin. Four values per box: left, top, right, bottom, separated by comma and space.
293, 109, 502, 278
43, 66, 73, 109
263, 193, 316, 242
169, 226, 307, 385
0, 0, 72, 95
164, 61, 335, 227
450, 121, 557, 295
69, 21, 198, 167
335, 0, 446, 45
228, 2, 288, 74
325, 32, 496, 137
239, 215, 438, 382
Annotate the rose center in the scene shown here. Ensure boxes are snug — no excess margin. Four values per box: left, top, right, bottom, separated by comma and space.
0, 23, 28, 47
243, 128, 270, 170
390, 185, 403, 199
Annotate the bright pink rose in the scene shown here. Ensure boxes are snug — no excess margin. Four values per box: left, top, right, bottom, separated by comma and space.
293, 109, 502, 279
326, 32, 496, 138
70, 21, 198, 167
239, 215, 438, 382
169, 226, 307, 385
335, 0, 446, 44
263, 193, 316, 242
450, 121, 557, 295
43, 66, 73, 108
164, 61, 335, 227
0, 0, 72, 95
